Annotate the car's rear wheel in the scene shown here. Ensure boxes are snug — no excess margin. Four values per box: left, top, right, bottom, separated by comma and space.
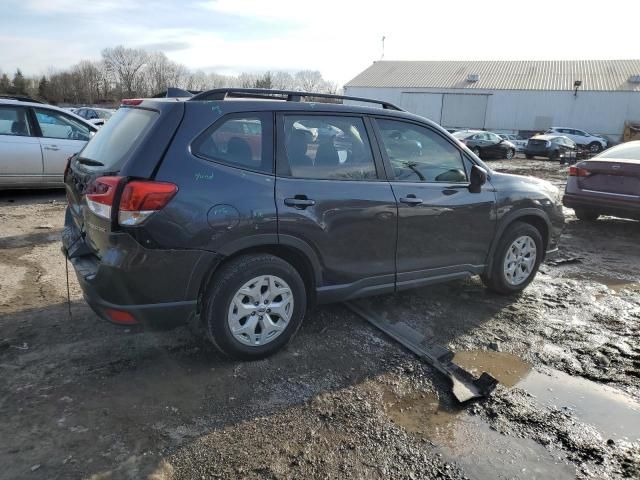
203, 254, 307, 360
505, 149, 515, 160
574, 208, 599, 222
472, 147, 482, 158
482, 222, 543, 295
589, 142, 602, 154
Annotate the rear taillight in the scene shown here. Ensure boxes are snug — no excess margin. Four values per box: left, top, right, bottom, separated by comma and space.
86, 176, 121, 220
568, 166, 590, 177
118, 180, 178, 225
121, 99, 143, 106
85, 177, 177, 225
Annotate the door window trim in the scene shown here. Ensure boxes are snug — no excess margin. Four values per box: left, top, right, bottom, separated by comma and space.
371, 116, 471, 185
274, 111, 385, 182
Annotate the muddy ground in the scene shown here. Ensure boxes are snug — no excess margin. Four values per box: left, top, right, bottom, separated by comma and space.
0, 157, 639, 480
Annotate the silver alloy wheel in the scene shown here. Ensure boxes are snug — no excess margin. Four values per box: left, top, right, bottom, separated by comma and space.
589, 143, 600, 153
503, 235, 537, 286
227, 275, 294, 347
506, 149, 514, 160
473, 147, 481, 157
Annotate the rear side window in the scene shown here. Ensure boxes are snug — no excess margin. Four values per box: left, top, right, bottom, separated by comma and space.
79, 107, 156, 170
0, 106, 31, 136
192, 113, 272, 174
281, 115, 377, 180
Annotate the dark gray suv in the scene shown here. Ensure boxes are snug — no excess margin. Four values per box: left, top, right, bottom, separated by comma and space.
62, 89, 563, 359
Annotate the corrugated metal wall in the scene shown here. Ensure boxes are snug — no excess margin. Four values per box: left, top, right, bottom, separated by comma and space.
345, 86, 640, 139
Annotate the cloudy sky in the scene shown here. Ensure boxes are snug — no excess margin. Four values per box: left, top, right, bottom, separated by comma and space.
1, 0, 638, 85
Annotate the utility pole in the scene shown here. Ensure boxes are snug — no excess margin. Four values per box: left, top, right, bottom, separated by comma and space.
381, 35, 386, 60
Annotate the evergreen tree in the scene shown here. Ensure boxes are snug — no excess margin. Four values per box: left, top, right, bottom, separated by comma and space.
0, 73, 10, 93
38, 76, 49, 100
12, 69, 26, 94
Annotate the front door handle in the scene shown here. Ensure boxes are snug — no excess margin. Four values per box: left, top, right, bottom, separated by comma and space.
44, 145, 60, 151
284, 196, 316, 209
399, 195, 423, 206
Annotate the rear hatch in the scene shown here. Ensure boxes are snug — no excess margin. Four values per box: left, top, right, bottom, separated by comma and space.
65, 102, 184, 257
527, 138, 549, 152
577, 159, 640, 196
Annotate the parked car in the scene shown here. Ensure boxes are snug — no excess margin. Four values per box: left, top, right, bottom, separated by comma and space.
563, 140, 640, 221
62, 88, 563, 359
0, 98, 97, 188
74, 107, 116, 127
498, 133, 528, 152
545, 127, 607, 153
453, 130, 517, 159
524, 135, 578, 161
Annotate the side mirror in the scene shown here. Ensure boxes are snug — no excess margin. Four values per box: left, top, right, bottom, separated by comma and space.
469, 164, 488, 193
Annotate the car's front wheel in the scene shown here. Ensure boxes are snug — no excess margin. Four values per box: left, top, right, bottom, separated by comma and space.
472, 147, 482, 158
589, 142, 602, 154
203, 254, 307, 360
505, 149, 515, 160
482, 222, 543, 295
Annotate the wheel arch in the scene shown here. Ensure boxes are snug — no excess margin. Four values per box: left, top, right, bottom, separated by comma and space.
485, 209, 550, 277
194, 238, 321, 314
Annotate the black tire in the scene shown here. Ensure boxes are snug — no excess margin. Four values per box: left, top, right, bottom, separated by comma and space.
525, 154, 534, 159
588, 142, 602, 154
482, 221, 544, 295
472, 147, 482, 158
203, 254, 307, 360
574, 208, 599, 222
505, 149, 515, 160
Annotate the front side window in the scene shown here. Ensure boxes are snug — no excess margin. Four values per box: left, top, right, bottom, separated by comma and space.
282, 115, 377, 180
0, 106, 31, 136
376, 118, 467, 183
34, 108, 92, 141
192, 114, 271, 173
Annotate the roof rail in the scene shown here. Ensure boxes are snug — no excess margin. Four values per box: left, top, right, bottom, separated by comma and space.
188, 88, 403, 111
152, 87, 201, 98
0, 95, 44, 104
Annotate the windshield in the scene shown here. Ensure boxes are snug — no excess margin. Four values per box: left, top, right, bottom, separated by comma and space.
78, 107, 157, 170
597, 142, 640, 160
452, 131, 476, 140
96, 110, 113, 120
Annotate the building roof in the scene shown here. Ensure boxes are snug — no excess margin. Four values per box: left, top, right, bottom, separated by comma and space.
345, 60, 640, 92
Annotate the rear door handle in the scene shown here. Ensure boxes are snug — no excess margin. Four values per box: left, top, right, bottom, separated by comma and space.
44, 145, 60, 151
399, 195, 423, 206
284, 197, 316, 209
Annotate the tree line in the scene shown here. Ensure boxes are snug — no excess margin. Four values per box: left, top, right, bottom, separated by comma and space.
0, 45, 340, 106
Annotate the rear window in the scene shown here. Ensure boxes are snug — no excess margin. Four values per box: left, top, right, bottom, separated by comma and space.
598, 142, 640, 160
79, 107, 157, 170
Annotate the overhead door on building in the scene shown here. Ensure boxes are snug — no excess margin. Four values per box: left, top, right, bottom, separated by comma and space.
440, 94, 489, 129
400, 93, 443, 123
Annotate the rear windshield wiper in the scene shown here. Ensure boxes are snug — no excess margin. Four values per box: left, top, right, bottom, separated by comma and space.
76, 157, 105, 167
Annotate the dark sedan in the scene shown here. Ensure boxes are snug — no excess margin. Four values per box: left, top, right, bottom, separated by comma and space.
563, 141, 640, 221
525, 135, 576, 161
453, 130, 517, 160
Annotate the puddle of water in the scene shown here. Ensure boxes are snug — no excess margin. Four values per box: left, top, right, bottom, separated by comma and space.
383, 388, 574, 480
567, 272, 640, 294
455, 350, 640, 442
454, 351, 531, 387
519, 370, 640, 442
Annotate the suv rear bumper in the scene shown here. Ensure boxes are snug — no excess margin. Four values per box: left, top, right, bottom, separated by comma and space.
62, 214, 219, 328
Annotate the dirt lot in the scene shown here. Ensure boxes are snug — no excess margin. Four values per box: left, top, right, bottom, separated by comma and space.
1, 157, 639, 480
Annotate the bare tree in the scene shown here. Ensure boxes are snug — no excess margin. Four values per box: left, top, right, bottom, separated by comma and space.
102, 46, 148, 97
271, 71, 294, 90
294, 70, 323, 92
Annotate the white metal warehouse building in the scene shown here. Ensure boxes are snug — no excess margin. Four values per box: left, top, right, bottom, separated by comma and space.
344, 60, 640, 141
